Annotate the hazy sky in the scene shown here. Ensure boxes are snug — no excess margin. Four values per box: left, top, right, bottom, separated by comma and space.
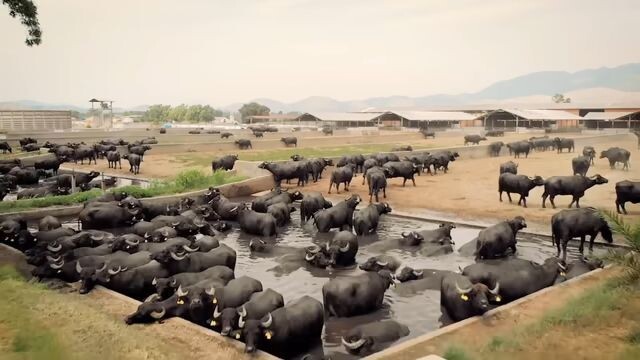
1, 0, 638, 108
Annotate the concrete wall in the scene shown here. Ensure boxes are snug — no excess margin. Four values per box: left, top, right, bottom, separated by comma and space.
0, 110, 71, 131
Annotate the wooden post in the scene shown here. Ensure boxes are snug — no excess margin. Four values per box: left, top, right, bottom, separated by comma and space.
101, 172, 105, 192
71, 169, 76, 193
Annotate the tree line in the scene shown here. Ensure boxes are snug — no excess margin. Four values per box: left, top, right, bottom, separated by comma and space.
141, 104, 226, 124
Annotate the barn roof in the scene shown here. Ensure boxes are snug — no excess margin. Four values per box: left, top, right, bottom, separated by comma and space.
389, 110, 477, 121
488, 109, 583, 120
582, 111, 640, 120
299, 112, 384, 122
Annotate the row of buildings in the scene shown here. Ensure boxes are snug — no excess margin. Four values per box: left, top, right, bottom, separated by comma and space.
247, 102, 640, 130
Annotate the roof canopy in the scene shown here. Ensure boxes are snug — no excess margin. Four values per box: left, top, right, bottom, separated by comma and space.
299, 112, 384, 122
582, 111, 640, 120
390, 110, 476, 121
487, 109, 583, 120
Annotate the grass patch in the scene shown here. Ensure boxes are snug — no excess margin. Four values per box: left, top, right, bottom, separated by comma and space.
443, 344, 472, 360
0, 169, 245, 214
627, 326, 640, 344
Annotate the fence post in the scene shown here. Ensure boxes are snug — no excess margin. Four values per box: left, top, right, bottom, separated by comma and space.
71, 169, 76, 193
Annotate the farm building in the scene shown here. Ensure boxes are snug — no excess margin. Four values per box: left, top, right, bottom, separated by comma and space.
480, 109, 583, 130
246, 114, 298, 124
0, 110, 72, 131
582, 110, 640, 129
375, 111, 478, 129
295, 112, 382, 127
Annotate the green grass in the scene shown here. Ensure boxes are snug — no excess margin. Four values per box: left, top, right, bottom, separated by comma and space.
0, 169, 245, 214
443, 344, 472, 360
175, 143, 434, 166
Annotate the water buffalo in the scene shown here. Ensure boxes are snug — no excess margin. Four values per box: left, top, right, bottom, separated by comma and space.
498, 173, 544, 208
8, 167, 40, 185
34, 158, 63, 175
252, 130, 264, 138
368, 223, 455, 256
554, 137, 574, 153
312, 194, 361, 232
55, 171, 100, 189
125, 292, 189, 324
323, 231, 358, 267
485, 130, 504, 137
530, 138, 555, 152
153, 265, 234, 299
499, 161, 518, 174
251, 190, 303, 213
208, 191, 244, 221
341, 320, 410, 355
123, 153, 142, 175
280, 137, 297, 147
328, 164, 355, 193
440, 273, 500, 321
506, 141, 531, 158
211, 154, 238, 172
463, 257, 565, 303
38, 215, 61, 231
364, 166, 388, 202
551, 207, 612, 262
240, 296, 324, 357
475, 216, 527, 259
128, 144, 152, 160
235, 139, 252, 150
307, 158, 333, 182
359, 255, 401, 272
106, 151, 122, 169
237, 207, 277, 236
101, 260, 170, 299
80, 251, 153, 294
464, 134, 487, 145
151, 243, 237, 274
391, 145, 413, 152
79, 203, 143, 229
259, 161, 308, 187
322, 127, 334, 135
299, 192, 332, 222
221, 132, 233, 139
266, 203, 296, 226
420, 129, 435, 138
17, 184, 69, 199
224, 289, 285, 338
383, 161, 420, 187
207, 276, 263, 323
488, 141, 504, 157
353, 202, 392, 235
600, 147, 630, 170
73, 145, 97, 164
542, 174, 608, 209
572, 155, 591, 176
21, 143, 40, 152
0, 141, 11, 154
429, 151, 459, 173
323, 270, 395, 317
582, 146, 596, 165
615, 180, 640, 214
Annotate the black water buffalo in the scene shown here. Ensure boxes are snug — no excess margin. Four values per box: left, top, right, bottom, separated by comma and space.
464, 134, 487, 145
488, 141, 504, 157
152, 243, 237, 275
429, 151, 459, 173
208, 276, 263, 321
17, 184, 69, 199
358, 255, 401, 272
235, 139, 252, 150
506, 141, 531, 158
307, 158, 333, 182
102, 260, 170, 299
391, 145, 413, 152
153, 265, 234, 298
323, 231, 358, 267
8, 167, 40, 185
55, 171, 100, 189
267, 203, 296, 227
208, 191, 244, 221
280, 137, 297, 147
94, 144, 116, 158
328, 164, 355, 193
486, 130, 504, 137
353, 202, 392, 235
551, 207, 613, 262
237, 207, 277, 236
554, 137, 574, 153
80, 251, 153, 294
73, 145, 97, 164
251, 188, 284, 211
259, 161, 307, 187
420, 129, 435, 138
498, 173, 544, 208
369, 223, 455, 256
125, 292, 189, 324
542, 174, 608, 209
252, 130, 263, 138
221, 288, 284, 337
556, 256, 603, 283
463, 257, 565, 303
79, 203, 143, 229
38, 215, 61, 231
241, 296, 324, 357
600, 147, 630, 170
128, 144, 152, 160
34, 158, 62, 175
300, 192, 332, 222
499, 161, 518, 174
475, 216, 527, 259
51, 145, 75, 160
220, 132, 233, 139
312, 195, 361, 232
383, 161, 420, 187
530, 138, 555, 152
21, 143, 40, 152
0, 141, 11, 153
341, 320, 410, 355
211, 154, 238, 172
582, 146, 596, 165
615, 180, 640, 214
322, 127, 334, 135
364, 166, 388, 202
323, 270, 395, 317
123, 153, 142, 174
188, 130, 201, 134
440, 273, 500, 321
106, 151, 122, 169
252, 190, 303, 213
572, 156, 591, 176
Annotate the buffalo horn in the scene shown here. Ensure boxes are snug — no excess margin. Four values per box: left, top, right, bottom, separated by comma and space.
96, 262, 107, 272
149, 307, 166, 319
558, 262, 567, 271
75, 261, 83, 274
489, 282, 500, 295
342, 337, 366, 350
401, 232, 408, 238
46, 255, 61, 263
455, 281, 472, 294
205, 286, 215, 296
47, 242, 62, 252
305, 252, 317, 261
238, 315, 245, 329
376, 260, 388, 267
49, 261, 64, 270
176, 285, 189, 297
144, 232, 150, 239
413, 270, 424, 277
239, 306, 247, 318
152, 277, 157, 286
183, 244, 200, 253
213, 305, 222, 319
107, 266, 121, 275
171, 221, 181, 227
90, 233, 105, 241
261, 313, 273, 328
339, 242, 350, 253
170, 251, 187, 261
161, 229, 169, 237
145, 293, 161, 302
125, 237, 139, 246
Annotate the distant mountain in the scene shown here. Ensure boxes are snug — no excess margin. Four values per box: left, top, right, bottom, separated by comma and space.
224, 62, 640, 112
0, 100, 88, 112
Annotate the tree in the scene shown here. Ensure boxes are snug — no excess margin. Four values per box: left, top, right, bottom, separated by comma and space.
169, 104, 188, 122
3, 0, 41, 46
142, 104, 171, 124
552, 94, 571, 104
604, 210, 640, 281
238, 102, 270, 122
199, 105, 216, 122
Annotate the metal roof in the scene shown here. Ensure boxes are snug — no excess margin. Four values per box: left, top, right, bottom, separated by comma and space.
390, 110, 477, 121
490, 109, 583, 120
582, 111, 640, 120
304, 112, 384, 122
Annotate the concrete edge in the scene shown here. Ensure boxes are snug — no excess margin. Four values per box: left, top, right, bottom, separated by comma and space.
363, 265, 613, 360
92, 285, 280, 360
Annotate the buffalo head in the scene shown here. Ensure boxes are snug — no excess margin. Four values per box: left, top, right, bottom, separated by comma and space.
125, 293, 167, 324
400, 231, 424, 246
590, 174, 608, 185
395, 267, 424, 282
455, 278, 500, 313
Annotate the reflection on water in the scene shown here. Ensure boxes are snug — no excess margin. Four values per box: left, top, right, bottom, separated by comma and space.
57, 207, 607, 360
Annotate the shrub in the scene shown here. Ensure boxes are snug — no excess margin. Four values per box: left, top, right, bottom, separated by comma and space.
602, 210, 640, 281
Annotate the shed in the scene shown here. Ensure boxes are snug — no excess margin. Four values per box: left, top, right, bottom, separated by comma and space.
481, 109, 582, 130
381, 111, 478, 128
295, 112, 383, 127
582, 111, 640, 129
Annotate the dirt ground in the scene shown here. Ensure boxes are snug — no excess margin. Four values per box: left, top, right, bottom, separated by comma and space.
295, 136, 640, 233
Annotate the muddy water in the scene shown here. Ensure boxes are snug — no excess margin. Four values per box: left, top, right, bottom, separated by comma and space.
57, 210, 606, 360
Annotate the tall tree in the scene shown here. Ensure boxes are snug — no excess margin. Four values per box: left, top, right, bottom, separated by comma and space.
3, 0, 41, 46
239, 102, 270, 122
142, 104, 171, 124
552, 93, 571, 104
